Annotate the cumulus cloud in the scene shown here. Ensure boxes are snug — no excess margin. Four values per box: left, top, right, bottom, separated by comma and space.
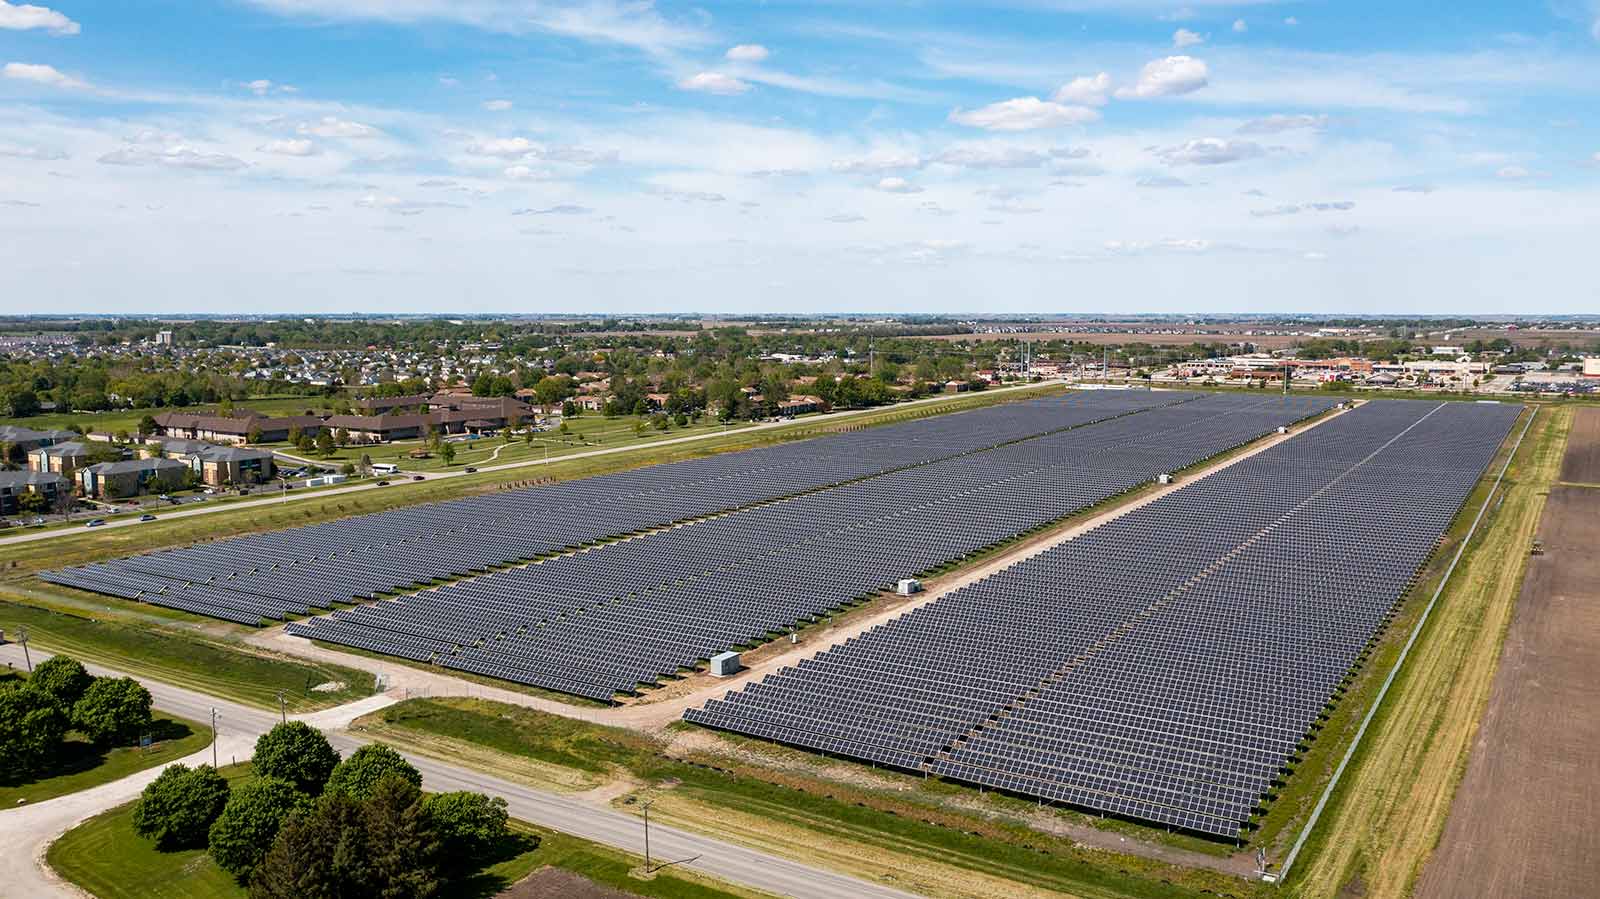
1250, 201, 1355, 217
1053, 72, 1112, 106
1237, 113, 1328, 134
2, 61, 88, 89
257, 138, 319, 156
99, 145, 249, 171
503, 164, 551, 180
950, 96, 1098, 131
1116, 56, 1208, 99
0, 1, 78, 35
725, 44, 769, 62
678, 72, 749, 95
1050, 146, 1091, 160
1154, 138, 1265, 165
1173, 29, 1204, 49
1233, 19, 1248, 33
0, 142, 65, 160
831, 154, 922, 174
1285, 17, 1300, 26
874, 176, 923, 194
511, 204, 592, 216
297, 116, 381, 138
934, 146, 1048, 169
241, 79, 294, 96
467, 137, 537, 158
483, 99, 513, 111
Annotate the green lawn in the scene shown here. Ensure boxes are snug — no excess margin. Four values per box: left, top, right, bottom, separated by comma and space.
0, 713, 212, 807
0, 600, 371, 712
47, 762, 759, 899
356, 698, 1262, 899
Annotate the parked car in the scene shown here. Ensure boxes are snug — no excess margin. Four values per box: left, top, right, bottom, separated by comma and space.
139, 514, 157, 522
376, 480, 391, 486
464, 467, 478, 473
85, 519, 106, 528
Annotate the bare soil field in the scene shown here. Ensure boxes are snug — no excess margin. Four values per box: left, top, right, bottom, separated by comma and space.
498, 867, 632, 899
1414, 489, 1600, 892
1446, 327, 1600, 349
1558, 406, 1600, 483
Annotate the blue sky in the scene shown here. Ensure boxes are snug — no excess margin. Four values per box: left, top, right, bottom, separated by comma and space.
1, 1, 1597, 315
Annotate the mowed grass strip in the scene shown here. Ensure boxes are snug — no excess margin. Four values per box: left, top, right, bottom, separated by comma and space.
359, 698, 1268, 899
0, 713, 212, 807
1286, 406, 1570, 899
0, 600, 371, 712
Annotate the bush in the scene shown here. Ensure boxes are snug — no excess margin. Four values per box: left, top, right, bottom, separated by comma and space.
252, 721, 339, 794
208, 778, 308, 883
131, 764, 230, 850
72, 676, 153, 745
325, 743, 420, 801
421, 791, 508, 866
0, 685, 69, 779
30, 655, 93, 708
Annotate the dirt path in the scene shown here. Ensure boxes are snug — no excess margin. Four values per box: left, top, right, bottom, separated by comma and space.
1291, 407, 1569, 899
1414, 411, 1600, 899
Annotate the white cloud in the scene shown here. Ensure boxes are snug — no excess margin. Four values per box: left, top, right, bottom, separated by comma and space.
1155, 138, 1265, 165
1137, 174, 1191, 188
1116, 56, 1208, 99
825, 213, 866, 223
246, 79, 273, 95
502, 164, 550, 180
1237, 113, 1328, 134
832, 154, 922, 174
297, 116, 381, 138
1053, 72, 1112, 106
0, 142, 66, 160
1393, 184, 1436, 194
1250, 201, 1355, 217
725, 44, 769, 62
1173, 29, 1205, 49
1285, 17, 1300, 26
99, 145, 249, 171
511, 204, 592, 216
2, 61, 88, 89
438, 75, 460, 87
468, 136, 538, 158
258, 138, 319, 156
678, 71, 750, 95
948, 97, 1099, 131
1233, 19, 1248, 34
0, 1, 79, 35
874, 176, 923, 194
1495, 165, 1531, 179
483, 99, 513, 111
934, 146, 1048, 169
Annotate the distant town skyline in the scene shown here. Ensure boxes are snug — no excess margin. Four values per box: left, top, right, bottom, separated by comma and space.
2, 1, 1598, 314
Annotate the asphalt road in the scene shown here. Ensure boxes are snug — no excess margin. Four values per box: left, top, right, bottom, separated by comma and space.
0, 644, 922, 899
0, 380, 1062, 549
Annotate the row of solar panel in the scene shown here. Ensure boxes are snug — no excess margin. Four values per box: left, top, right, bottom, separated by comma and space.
686, 399, 1522, 838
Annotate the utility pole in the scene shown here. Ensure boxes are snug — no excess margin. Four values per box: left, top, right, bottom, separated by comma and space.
276, 691, 287, 724
17, 627, 31, 672
642, 799, 654, 873
210, 707, 219, 768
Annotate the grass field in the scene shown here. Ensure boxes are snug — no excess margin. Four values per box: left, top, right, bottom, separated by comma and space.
0, 599, 372, 712
1283, 406, 1569, 898
0, 713, 211, 807
355, 698, 1267, 899
46, 762, 762, 899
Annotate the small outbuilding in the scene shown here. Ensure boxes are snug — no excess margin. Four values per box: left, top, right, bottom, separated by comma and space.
710, 651, 742, 677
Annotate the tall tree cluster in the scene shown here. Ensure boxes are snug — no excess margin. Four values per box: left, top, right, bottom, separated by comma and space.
0, 655, 153, 781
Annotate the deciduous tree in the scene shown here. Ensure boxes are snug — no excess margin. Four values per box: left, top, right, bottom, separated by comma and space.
72, 676, 152, 745
208, 777, 308, 883
324, 743, 421, 801
252, 721, 340, 794
132, 763, 230, 850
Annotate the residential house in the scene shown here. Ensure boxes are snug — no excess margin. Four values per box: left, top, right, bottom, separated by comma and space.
0, 470, 68, 516
27, 441, 92, 477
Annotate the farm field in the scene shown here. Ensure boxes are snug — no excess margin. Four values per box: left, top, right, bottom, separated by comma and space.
1414, 408, 1600, 898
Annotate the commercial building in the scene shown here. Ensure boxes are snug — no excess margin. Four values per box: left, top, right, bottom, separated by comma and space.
1584, 357, 1600, 379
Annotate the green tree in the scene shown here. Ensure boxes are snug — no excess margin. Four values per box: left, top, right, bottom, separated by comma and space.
325, 743, 421, 801
131, 763, 230, 850
0, 685, 69, 779
15, 490, 49, 515
30, 655, 93, 708
420, 792, 507, 868
439, 441, 456, 465
247, 426, 264, 445
209, 777, 309, 883
364, 775, 442, 896
72, 676, 153, 745
314, 429, 335, 458
249, 790, 372, 899
253, 721, 340, 794
138, 414, 159, 438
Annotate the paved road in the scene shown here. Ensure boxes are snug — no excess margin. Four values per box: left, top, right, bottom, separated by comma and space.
0, 644, 922, 899
0, 380, 1063, 549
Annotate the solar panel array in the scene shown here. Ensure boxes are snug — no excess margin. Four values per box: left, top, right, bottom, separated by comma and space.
278, 393, 1335, 699
41, 391, 1187, 626
686, 399, 1521, 837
